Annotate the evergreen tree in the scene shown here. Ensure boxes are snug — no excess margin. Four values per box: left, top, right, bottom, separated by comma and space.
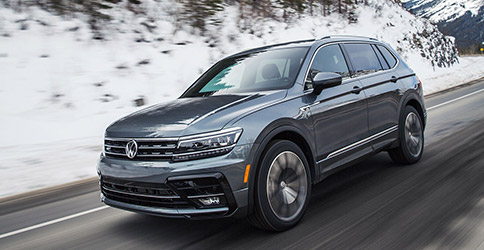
178, 0, 224, 33
276, 0, 307, 20
277, 0, 307, 13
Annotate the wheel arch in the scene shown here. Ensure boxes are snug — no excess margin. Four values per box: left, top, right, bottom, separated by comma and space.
401, 93, 426, 129
245, 120, 317, 215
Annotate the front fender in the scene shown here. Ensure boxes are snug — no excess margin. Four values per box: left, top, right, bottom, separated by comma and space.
236, 118, 316, 215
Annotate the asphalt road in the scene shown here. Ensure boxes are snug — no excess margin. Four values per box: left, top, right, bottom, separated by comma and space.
1, 79, 484, 250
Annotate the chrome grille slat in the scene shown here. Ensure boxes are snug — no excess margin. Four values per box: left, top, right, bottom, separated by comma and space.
138, 145, 177, 149
134, 154, 173, 158
105, 137, 179, 142
105, 151, 126, 157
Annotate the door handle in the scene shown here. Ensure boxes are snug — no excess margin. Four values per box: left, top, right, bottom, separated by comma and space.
390, 76, 398, 83
351, 86, 363, 94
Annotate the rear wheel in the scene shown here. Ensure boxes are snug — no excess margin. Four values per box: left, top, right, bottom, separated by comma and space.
388, 106, 424, 164
248, 140, 311, 231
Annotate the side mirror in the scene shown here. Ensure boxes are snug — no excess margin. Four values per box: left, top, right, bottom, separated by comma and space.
312, 72, 342, 95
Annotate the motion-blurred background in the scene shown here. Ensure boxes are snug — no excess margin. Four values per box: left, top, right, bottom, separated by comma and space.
0, 0, 483, 198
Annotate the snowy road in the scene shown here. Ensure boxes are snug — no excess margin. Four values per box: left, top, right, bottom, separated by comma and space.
0, 79, 484, 249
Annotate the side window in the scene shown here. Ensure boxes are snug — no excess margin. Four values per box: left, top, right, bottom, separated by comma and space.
305, 44, 349, 90
344, 43, 382, 75
377, 45, 397, 68
372, 44, 390, 70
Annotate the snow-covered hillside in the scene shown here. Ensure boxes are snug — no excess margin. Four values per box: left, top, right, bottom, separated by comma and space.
1, 0, 484, 198
402, 0, 484, 51
402, 0, 484, 23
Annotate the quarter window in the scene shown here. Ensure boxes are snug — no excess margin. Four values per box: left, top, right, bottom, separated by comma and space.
377, 45, 397, 68
372, 45, 390, 70
344, 43, 382, 75
306, 44, 349, 89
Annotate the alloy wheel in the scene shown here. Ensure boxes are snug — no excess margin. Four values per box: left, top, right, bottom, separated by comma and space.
266, 151, 308, 222
405, 112, 423, 157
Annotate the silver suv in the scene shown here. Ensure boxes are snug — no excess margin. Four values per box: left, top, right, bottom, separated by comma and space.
98, 35, 426, 231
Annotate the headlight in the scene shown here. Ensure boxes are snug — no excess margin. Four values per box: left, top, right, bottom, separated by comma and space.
173, 127, 243, 161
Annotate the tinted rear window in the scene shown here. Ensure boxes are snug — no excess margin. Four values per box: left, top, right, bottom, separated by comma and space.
377, 45, 397, 68
344, 44, 382, 74
372, 45, 390, 70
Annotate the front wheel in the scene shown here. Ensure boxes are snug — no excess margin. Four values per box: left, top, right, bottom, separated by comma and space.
248, 140, 311, 231
388, 106, 424, 164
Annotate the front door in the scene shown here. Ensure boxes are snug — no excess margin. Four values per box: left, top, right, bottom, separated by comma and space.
303, 44, 370, 177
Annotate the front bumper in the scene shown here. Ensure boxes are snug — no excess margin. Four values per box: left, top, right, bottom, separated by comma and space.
97, 144, 251, 219
101, 193, 229, 218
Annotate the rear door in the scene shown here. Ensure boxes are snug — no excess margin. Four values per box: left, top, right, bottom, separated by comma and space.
342, 43, 400, 151
303, 44, 370, 177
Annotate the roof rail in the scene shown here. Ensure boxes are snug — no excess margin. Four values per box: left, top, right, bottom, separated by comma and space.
229, 39, 316, 57
320, 35, 378, 41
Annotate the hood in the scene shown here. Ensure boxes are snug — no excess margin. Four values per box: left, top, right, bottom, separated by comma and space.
106, 90, 286, 138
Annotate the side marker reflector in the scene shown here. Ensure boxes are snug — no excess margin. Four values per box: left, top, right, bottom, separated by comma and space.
244, 164, 251, 183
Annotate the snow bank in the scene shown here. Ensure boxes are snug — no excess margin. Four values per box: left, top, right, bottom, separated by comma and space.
410, 55, 484, 94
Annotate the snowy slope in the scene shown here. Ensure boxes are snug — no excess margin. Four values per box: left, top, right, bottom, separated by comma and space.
1, 0, 483, 198
402, 0, 484, 23
402, 0, 484, 51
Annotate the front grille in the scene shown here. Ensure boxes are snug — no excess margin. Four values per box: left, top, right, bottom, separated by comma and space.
101, 177, 191, 208
104, 138, 178, 160
101, 174, 236, 212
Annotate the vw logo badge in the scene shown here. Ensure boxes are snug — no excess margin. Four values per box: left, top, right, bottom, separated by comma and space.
125, 140, 138, 159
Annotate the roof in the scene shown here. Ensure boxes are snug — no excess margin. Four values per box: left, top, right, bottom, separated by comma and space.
227, 35, 383, 58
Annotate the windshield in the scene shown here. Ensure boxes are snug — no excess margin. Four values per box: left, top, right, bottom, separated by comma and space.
181, 47, 309, 97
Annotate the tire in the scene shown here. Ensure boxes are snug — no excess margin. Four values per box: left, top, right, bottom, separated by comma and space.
388, 105, 424, 164
248, 140, 311, 231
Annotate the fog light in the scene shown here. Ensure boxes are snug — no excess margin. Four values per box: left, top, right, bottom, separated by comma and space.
199, 196, 220, 206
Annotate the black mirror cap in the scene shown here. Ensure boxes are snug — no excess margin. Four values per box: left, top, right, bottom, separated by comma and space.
312, 72, 343, 95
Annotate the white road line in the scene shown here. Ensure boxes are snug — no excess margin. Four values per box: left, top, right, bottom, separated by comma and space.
427, 88, 484, 111
0, 206, 109, 239
0, 87, 483, 240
